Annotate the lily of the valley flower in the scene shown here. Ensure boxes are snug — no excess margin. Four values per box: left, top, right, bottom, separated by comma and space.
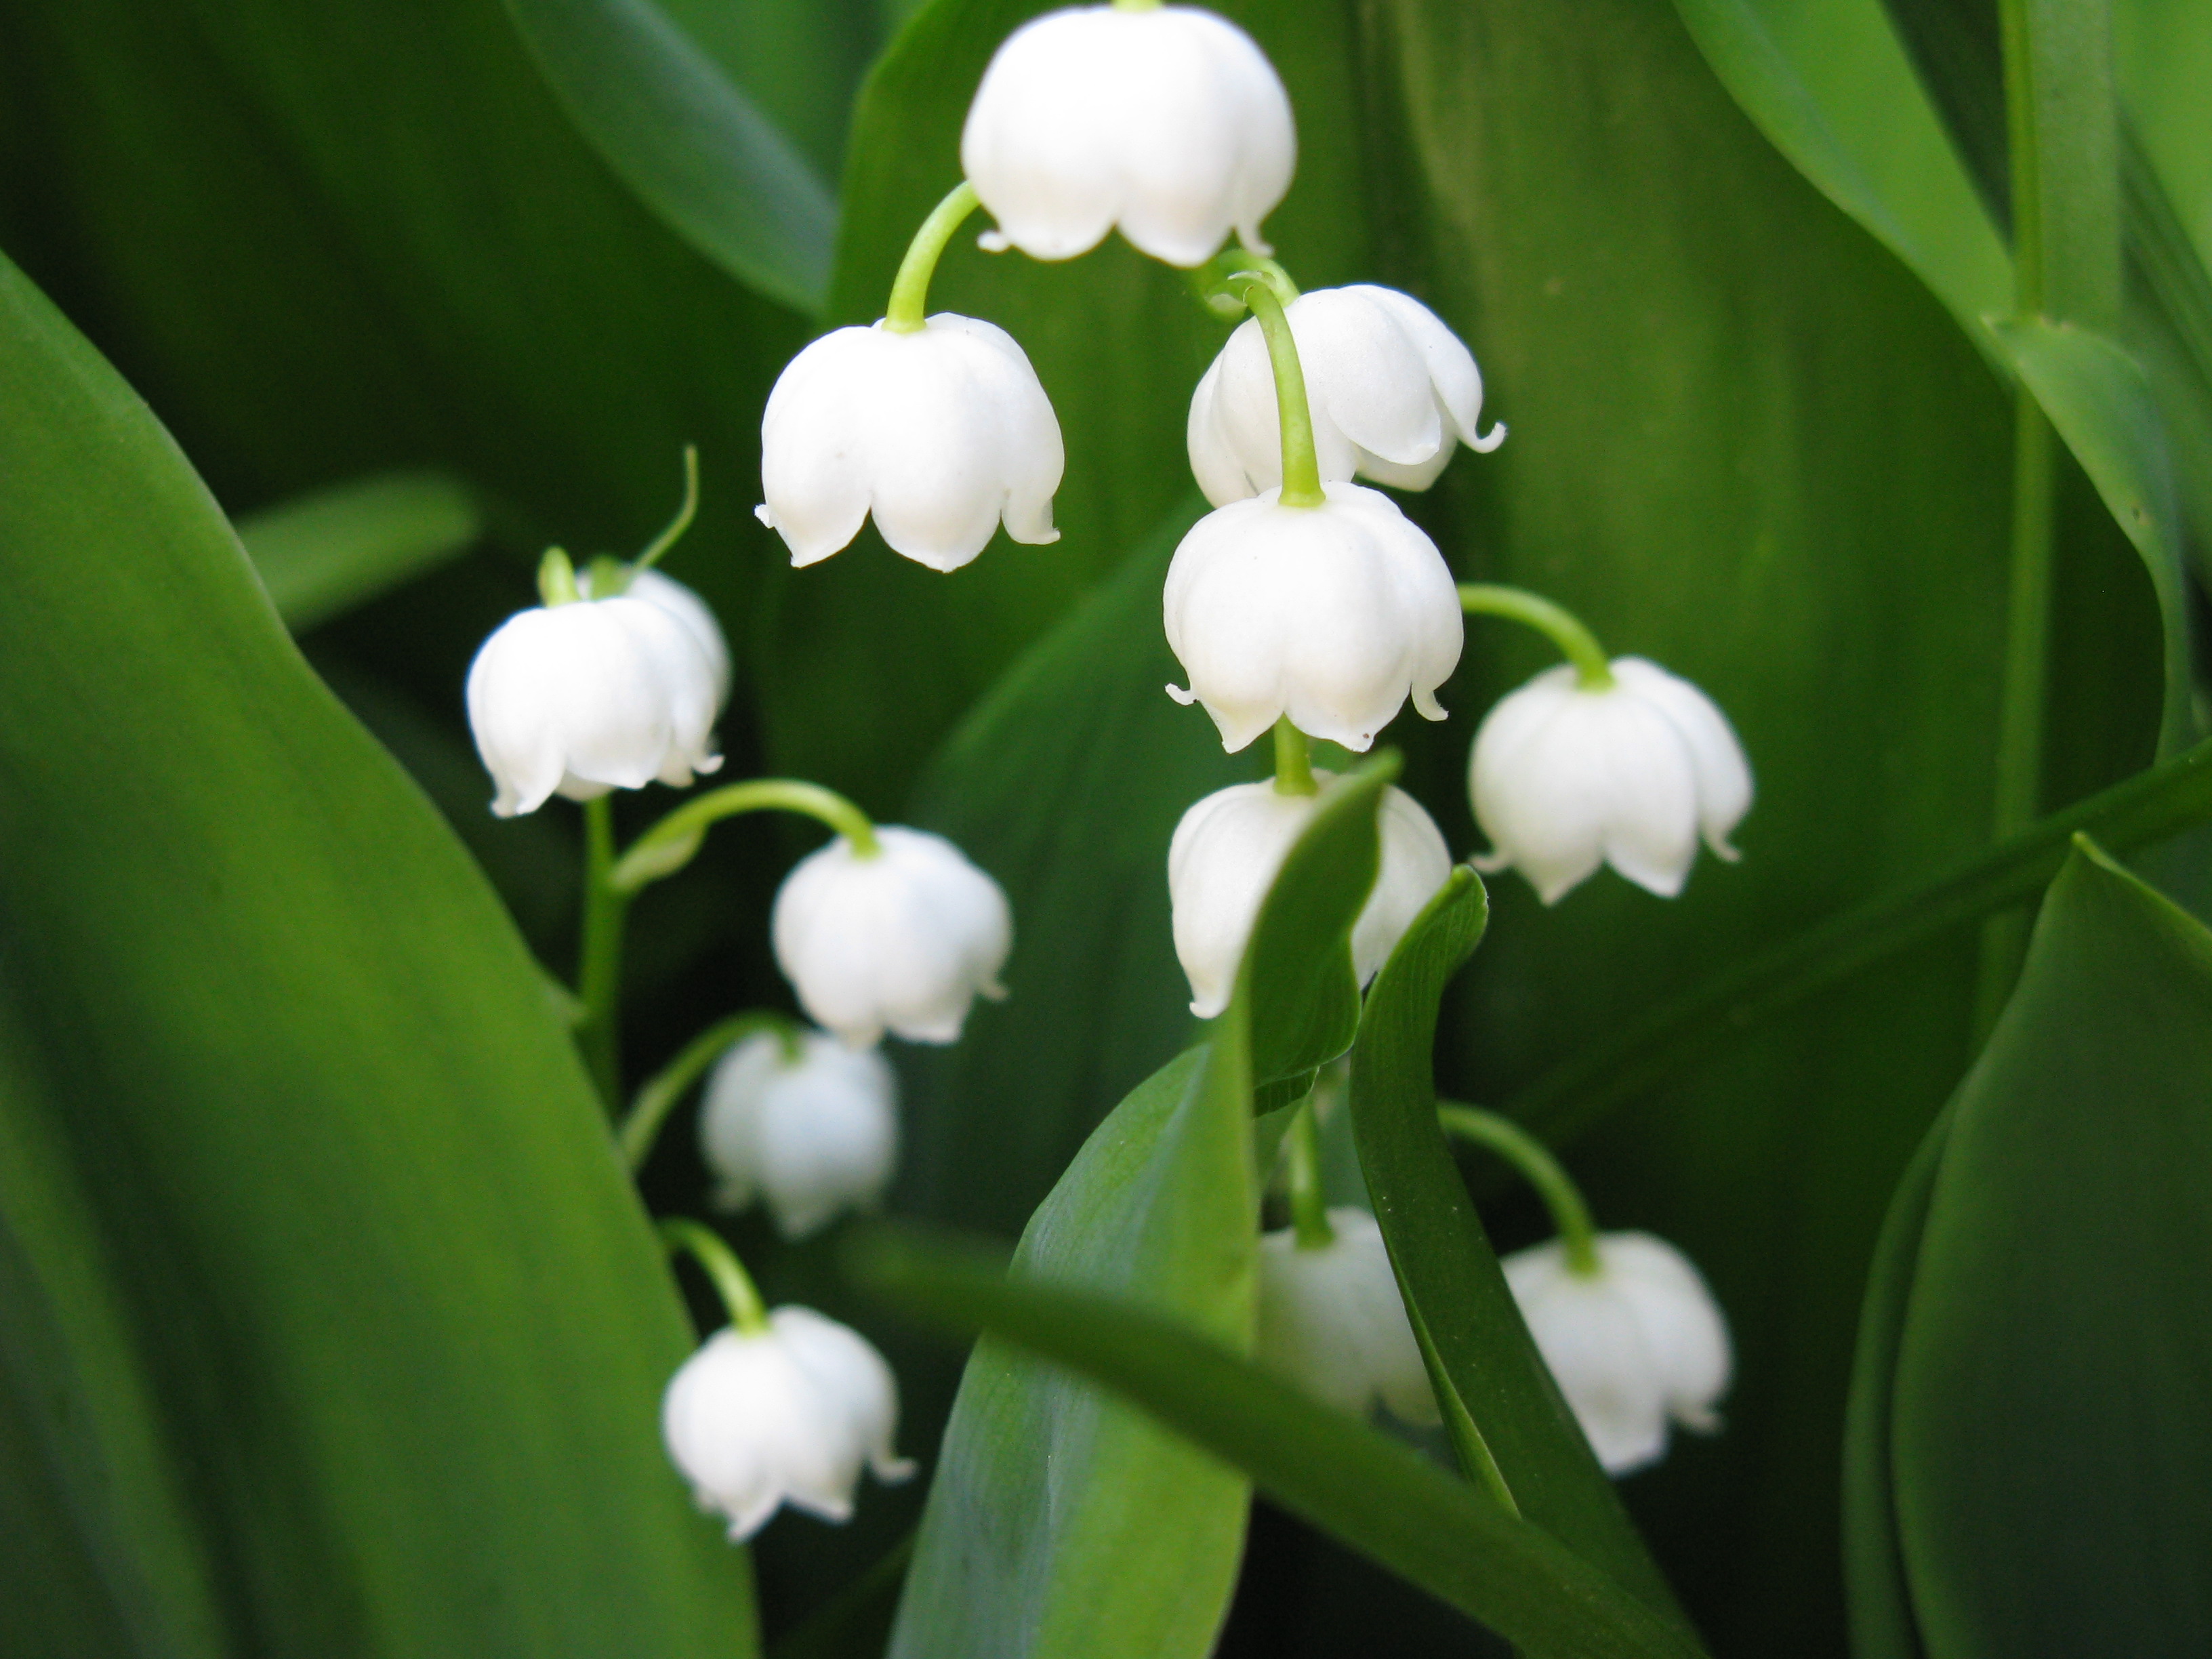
1502, 1231, 1732, 1477
1469, 657, 1752, 903
700, 1029, 899, 1240
1169, 773, 1451, 1018
1256, 1206, 1438, 1424
773, 827, 1013, 1048
1165, 482, 1462, 753
756, 315, 1063, 572
1188, 284, 1503, 504
662, 1308, 916, 1539
960, 3, 1295, 266
580, 565, 732, 705
465, 579, 724, 819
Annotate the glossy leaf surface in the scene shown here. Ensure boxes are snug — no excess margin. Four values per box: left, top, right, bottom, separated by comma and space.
237, 470, 483, 633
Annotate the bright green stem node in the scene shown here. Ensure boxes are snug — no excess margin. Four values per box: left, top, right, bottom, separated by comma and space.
660, 1217, 770, 1336
1286, 1100, 1336, 1249
537, 546, 581, 607
1273, 718, 1319, 797
632, 445, 701, 575
885, 181, 981, 333
613, 779, 880, 895
575, 795, 628, 1107
620, 1009, 804, 1170
1111, 0, 1164, 11
1227, 274, 1326, 508
1458, 584, 1614, 690
1437, 1104, 1601, 1276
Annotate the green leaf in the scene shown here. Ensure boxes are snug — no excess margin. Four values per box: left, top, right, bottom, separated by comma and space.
1885, 840, 2212, 1653
236, 470, 483, 632
0, 253, 756, 1653
848, 1228, 1713, 1659
1350, 870, 1693, 1633
500, 0, 838, 314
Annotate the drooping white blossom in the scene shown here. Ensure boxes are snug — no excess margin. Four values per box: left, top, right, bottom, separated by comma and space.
1469, 657, 1752, 904
1169, 773, 1452, 1019
581, 565, 732, 705
960, 4, 1295, 266
662, 1308, 916, 1540
465, 592, 723, 819
1256, 1207, 1438, 1424
1165, 482, 1463, 753
1189, 284, 1504, 505
772, 827, 1012, 1048
699, 1029, 899, 1240
1502, 1231, 1732, 1477
757, 316, 1063, 572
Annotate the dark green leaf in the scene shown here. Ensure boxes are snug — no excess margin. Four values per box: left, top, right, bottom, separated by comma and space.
0, 251, 756, 1654
500, 0, 837, 314
237, 470, 483, 632
848, 1228, 1712, 1659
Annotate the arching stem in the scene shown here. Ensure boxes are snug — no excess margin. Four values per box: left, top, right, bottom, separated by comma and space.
620, 1010, 805, 1170
1227, 274, 1325, 508
1438, 1103, 1601, 1276
613, 779, 880, 895
661, 1218, 770, 1336
632, 445, 701, 575
885, 181, 981, 333
1458, 583, 1615, 690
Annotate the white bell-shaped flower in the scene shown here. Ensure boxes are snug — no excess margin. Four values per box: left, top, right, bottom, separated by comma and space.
465, 592, 723, 819
960, 4, 1295, 266
580, 565, 732, 706
773, 826, 1012, 1048
662, 1308, 916, 1540
1257, 1207, 1438, 1424
699, 1029, 899, 1240
756, 315, 1063, 572
1165, 482, 1462, 754
1189, 285, 1504, 506
1469, 657, 1752, 904
1502, 1231, 1732, 1477
1170, 773, 1450, 1019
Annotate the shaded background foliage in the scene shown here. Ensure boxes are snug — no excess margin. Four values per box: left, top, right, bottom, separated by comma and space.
0, 0, 2205, 1652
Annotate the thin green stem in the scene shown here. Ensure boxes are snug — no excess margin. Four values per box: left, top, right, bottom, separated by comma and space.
661, 1218, 770, 1336
1286, 1101, 1336, 1248
1438, 1104, 1600, 1275
1187, 251, 1299, 320
632, 445, 701, 575
1999, 0, 2046, 318
1458, 584, 1614, 689
885, 181, 981, 333
1273, 718, 1319, 798
620, 1010, 804, 1170
612, 779, 879, 895
576, 795, 629, 1107
1227, 275, 1325, 507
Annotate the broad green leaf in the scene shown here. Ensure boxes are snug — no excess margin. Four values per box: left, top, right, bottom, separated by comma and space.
848, 1228, 1713, 1659
1888, 841, 2212, 1654
237, 470, 483, 632
0, 252, 756, 1654
501, 0, 838, 314
1351, 869, 1692, 1633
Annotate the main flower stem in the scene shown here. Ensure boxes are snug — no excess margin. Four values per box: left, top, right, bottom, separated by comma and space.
576, 795, 630, 1107
1273, 717, 1318, 797
661, 1217, 770, 1336
1438, 1103, 1600, 1275
1286, 1100, 1336, 1248
1227, 274, 1325, 508
1458, 583, 1614, 690
613, 779, 880, 895
620, 1010, 804, 1170
885, 180, 981, 333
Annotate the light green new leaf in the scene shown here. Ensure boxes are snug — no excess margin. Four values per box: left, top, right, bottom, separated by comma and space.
236, 470, 483, 633
501, 0, 837, 315
1885, 840, 2212, 1654
0, 254, 757, 1655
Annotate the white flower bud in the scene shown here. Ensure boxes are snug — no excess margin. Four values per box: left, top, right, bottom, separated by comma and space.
1165, 482, 1463, 754
960, 4, 1295, 266
1502, 1231, 1732, 1477
1469, 657, 1752, 904
699, 1029, 899, 1240
662, 1308, 916, 1540
1257, 1208, 1439, 1425
1169, 773, 1450, 1019
581, 566, 731, 706
464, 592, 723, 819
772, 827, 1012, 1048
756, 316, 1063, 573
1188, 285, 1504, 506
